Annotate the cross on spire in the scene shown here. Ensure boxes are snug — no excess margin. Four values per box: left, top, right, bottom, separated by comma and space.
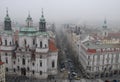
6, 7, 9, 17
41, 8, 44, 17
28, 11, 30, 17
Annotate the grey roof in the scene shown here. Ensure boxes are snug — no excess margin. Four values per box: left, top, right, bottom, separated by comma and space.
83, 41, 120, 49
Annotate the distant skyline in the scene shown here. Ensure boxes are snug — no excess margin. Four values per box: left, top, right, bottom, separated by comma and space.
0, 0, 120, 27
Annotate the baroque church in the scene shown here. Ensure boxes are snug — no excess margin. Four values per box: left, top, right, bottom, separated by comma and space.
0, 9, 58, 79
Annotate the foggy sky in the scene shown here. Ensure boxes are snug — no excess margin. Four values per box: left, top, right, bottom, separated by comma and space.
0, 0, 120, 26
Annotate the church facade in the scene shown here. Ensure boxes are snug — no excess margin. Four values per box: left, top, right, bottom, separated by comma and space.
0, 9, 58, 79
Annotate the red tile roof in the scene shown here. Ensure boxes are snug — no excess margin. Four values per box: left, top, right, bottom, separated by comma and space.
0, 61, 4, 65
49, 39, 58, 52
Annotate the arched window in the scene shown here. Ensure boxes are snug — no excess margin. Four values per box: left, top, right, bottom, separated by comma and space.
52, 60, 55, 68
40, 60, 42, 67
40, 41, 42, 48
32, 70, 34, 74
40, 71, 42, 75
5, 40, 7, 46
33, 39, 35, 45
22, 58, 25, 65
10, 41, 11, 45
45, 44, 47, 48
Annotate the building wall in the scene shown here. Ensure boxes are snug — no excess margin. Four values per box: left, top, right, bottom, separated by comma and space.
0, 63, 5, 82
80, 45, 120, 74
1, 52, 13, 73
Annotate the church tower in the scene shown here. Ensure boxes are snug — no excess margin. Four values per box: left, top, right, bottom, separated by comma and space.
39, 9, 46, 32
4, 8, 12, 31
102, 18, 108, 37
26, 12, 33, 27
103, 18, 107, 29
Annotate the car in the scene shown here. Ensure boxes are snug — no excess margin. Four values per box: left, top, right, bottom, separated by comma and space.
67, 59, 73, 62
60, 68, 65, 72
60, 63, 65, 72
71, 72, 77, 78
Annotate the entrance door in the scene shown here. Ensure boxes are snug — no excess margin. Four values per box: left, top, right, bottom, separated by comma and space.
21, 68, 26, 75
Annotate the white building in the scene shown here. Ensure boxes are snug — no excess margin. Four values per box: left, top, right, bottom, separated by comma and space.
80, 40, 120, 76
0, 9, 58, 79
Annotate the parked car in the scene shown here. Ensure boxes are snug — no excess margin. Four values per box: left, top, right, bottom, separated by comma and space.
60, 63, 65, 72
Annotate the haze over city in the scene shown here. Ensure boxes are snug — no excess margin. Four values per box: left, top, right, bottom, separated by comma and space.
0, 0, 120, 27
1, 0, 120, 82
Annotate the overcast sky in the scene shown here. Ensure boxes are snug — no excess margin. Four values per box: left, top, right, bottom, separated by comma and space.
0, 0, 120, 26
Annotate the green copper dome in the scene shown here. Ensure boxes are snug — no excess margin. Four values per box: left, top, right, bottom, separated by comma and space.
20, 27, 37, 32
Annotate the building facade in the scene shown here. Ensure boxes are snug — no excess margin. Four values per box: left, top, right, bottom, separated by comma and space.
80, 40, 120, 77
0, 9, 58, 79
0, 62, 5, 82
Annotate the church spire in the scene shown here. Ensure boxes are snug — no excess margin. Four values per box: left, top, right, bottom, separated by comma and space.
39, 8, 46, 32
41, 8, 44, 17
4, 8, 12, 31
103, 18, 107, 29
6, 7, 9, 17
26, 11, 33, 27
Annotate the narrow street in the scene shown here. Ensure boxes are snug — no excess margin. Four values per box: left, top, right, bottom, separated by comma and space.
56, 29, 84, 80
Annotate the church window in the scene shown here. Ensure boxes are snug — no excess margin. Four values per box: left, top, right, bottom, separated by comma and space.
10, 41, 11, 45
22, 58, 25, 65
5, 40, 7, 46
45, 44, 47, 48
33, 39, 35, 45
6, 58, 8, 64
40, 71, 42, 75
52, 60, 55, 68
40, 41, 42, 48
40, 60, 42, 67
32, 70, 34, 74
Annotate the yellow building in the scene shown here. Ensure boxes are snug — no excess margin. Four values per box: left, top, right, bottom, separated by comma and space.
0, 61, 5, 82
